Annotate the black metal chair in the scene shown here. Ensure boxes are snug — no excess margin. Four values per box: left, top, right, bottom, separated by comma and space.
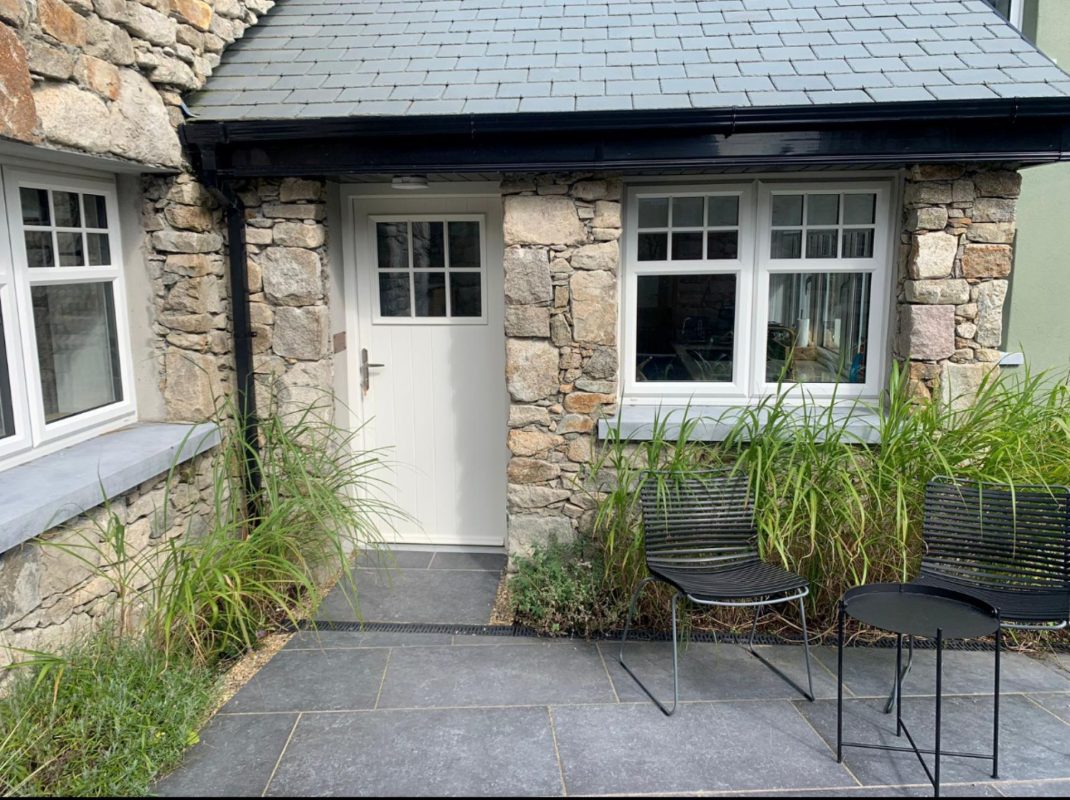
619, 472, 815, 716
884, 476, 1070, 713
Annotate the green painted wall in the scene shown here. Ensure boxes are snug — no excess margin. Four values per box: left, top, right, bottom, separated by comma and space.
1005, 0, 1070, 372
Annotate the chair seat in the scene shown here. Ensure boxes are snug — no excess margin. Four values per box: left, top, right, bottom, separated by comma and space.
915, 573, 1070, 625
648, 558, 808, 602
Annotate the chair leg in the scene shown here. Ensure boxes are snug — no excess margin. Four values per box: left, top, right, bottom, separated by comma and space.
618, 578, 681, 716
883, 634, 914, 714
746, 597, 816, 702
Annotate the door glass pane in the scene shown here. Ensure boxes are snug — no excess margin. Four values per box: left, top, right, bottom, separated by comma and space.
53, 191, 81, 228
57, 232, 85, 266
671, 231, 702, 260
0, 300, 13, 440
32, 283, 123, 423
635, 274, 736, 383
379, 273, 410, 317
83, 194, 108, 229
707, 196, 739, 227
376, 222, 409, 269
447, 221, 480, 269
25, 231, 55, 267
20, 188, 50, 226
671, 196, 704, 227
414, 272, 446, 317
637, 232, 668, 261
637, 197, 669, 228
772, 195, 803, 226
766, 272, 871, 384
806, 194, 839, 225
412, 222, 444, 269
450, 272, 482, 317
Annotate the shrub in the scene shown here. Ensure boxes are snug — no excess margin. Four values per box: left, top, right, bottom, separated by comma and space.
0, 634, 215, 797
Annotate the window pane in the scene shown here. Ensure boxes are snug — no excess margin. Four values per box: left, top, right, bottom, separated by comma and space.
637, 197, 669, 228
32, 283, 123, 423
637, 232, 668, 261
83, 194, 108, 229
376, 222, 408, 269
766, 272, 871, 384
53, 191, 81, 228
706, 231, 738, 259
0, 300, 13, 440
772, 195, 803, 226
842, 228, 875, 258
414, 272, 446, 317
447, 221, 480, 269
671, 231, 703, 260
843, 193, 876, 225
57, 231, 85, 266
412, 222, 444, 269
806, 194, 839, 225
671, 196, 703, 227
25, 231, 55, 267
770, 230, 802, 259
20, 188, 50, 226
635, 274, 735, 383
87, 233, 112, 266
707, 196, 739, 226
379, 273, 410, 317
806, 229, 839, 259
450, 272, 482, 317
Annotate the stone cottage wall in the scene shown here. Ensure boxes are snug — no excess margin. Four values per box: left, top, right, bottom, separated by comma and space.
896, 164, 1020, 404
0, 450, 216, 675
501, 174, 622, 555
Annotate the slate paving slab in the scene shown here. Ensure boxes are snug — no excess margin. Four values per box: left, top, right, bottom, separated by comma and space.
427, 552, 507, 571
603, 640, 839, 702
1027, 692, 1070, 725
711, 783, 1003, 797
550, 699, 857, 795
155, 712, 298, 797
265, 707, 562, 797
377, 641, 616, 709
796, 694, 1070, 785
354, 549, 435, 570
220, 648, 388, 713
995, 778, 1070, 796
812, 646, 1070, 699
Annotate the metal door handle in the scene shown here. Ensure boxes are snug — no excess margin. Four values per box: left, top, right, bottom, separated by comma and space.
360, 348, 385, 393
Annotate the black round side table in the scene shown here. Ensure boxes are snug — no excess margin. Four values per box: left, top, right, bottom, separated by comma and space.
836, 583, 1001, 798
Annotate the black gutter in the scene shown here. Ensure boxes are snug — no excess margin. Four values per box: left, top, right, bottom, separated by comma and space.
197, 158, 262, 520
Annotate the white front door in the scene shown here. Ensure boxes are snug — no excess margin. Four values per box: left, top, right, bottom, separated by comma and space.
345, 189, 507, 547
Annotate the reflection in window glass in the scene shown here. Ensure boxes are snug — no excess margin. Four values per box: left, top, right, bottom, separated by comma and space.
766, 272, 871, 384
707, 196, 739, 227
635, 274, 736, 383
638, 197, 669, 228
707, 231, 738, 260
87, 233, 111, 266
32, 283, 123, 423
20, 188, 50, 226
771, 230, 802, 259
376, 222, 408, 269
53, 191, 81, 228
412, 222, 444, 269
25, 231, 55, 268
772, 195, 803, 226
805, 229, 838, 259
414, 272, 446, 317
57, 232, 85, 267
842, 229, 874, 258
637, 232, 668, 261
671, 231, 703, 260
843, 194, 876, 225
672, 196, 704, 227
83, 194, 108, 229
449, 273, 482, 317
447, 221, 480, 269
0, 300, 13, 440
806, 194, 839, 225
379, 273, 410, 317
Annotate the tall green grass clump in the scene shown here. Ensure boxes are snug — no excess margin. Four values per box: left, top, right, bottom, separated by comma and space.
561, 365, 1070, 634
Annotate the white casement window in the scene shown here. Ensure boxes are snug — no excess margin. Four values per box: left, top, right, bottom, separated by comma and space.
0, 168, 135, 466
623, 179, 893, 404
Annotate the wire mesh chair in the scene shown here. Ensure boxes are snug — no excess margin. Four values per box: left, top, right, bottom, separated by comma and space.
619, 472, 815, 716
883, 476, 1070, 713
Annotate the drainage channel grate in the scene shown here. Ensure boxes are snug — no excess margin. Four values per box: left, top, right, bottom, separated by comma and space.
295, 620, 1070, 651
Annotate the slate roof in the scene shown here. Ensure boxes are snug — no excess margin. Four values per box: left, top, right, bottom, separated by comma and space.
188, 0, 1070, 121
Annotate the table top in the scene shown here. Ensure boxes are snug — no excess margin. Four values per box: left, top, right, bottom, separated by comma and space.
842, 583, 999, 640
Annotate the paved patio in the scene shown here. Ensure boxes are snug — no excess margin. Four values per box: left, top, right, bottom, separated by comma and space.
156, 553, 1070, 797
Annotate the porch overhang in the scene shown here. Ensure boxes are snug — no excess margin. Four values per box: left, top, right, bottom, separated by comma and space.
180, 98, 1070, 180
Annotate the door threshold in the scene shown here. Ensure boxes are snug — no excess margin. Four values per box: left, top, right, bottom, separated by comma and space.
374, 543, 507, 555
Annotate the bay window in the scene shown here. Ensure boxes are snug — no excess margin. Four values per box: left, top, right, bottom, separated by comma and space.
0, 168, 134, 467
624, 180, 892, 404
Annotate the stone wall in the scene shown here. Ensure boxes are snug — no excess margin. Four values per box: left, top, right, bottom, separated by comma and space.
501, 174, 622, 555
0, 451, 216, 674
896, 164, 1019, 404
1, 0, 271, 167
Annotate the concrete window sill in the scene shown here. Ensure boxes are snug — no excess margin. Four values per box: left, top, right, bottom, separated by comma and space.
0, 422, 221, 555
598, 404, 881, 444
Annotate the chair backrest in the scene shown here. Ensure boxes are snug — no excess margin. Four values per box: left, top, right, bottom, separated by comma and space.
920, 477, 1070, 592
638, 472, 758, 571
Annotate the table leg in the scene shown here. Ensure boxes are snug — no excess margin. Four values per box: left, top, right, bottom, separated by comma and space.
993, 624, 1001, 779
837, 600, 845, 764
896, 633, 903, 737
935, 628, 943, 798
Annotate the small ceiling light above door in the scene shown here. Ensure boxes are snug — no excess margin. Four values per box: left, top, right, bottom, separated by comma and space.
391, 175, 429, 190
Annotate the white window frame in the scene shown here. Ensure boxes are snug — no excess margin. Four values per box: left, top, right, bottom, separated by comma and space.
0, 186, 32, 461
1, 167, 136, 465
622, 178, 895, 406
368, 213, 488, 326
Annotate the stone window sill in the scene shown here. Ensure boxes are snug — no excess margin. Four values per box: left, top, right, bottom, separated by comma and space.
598, 404, 881, 444
0, 422, 221, 555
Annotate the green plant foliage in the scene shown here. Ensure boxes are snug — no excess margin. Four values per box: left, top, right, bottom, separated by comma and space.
0, 634, 216, 797
540, 364, 1070, 635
